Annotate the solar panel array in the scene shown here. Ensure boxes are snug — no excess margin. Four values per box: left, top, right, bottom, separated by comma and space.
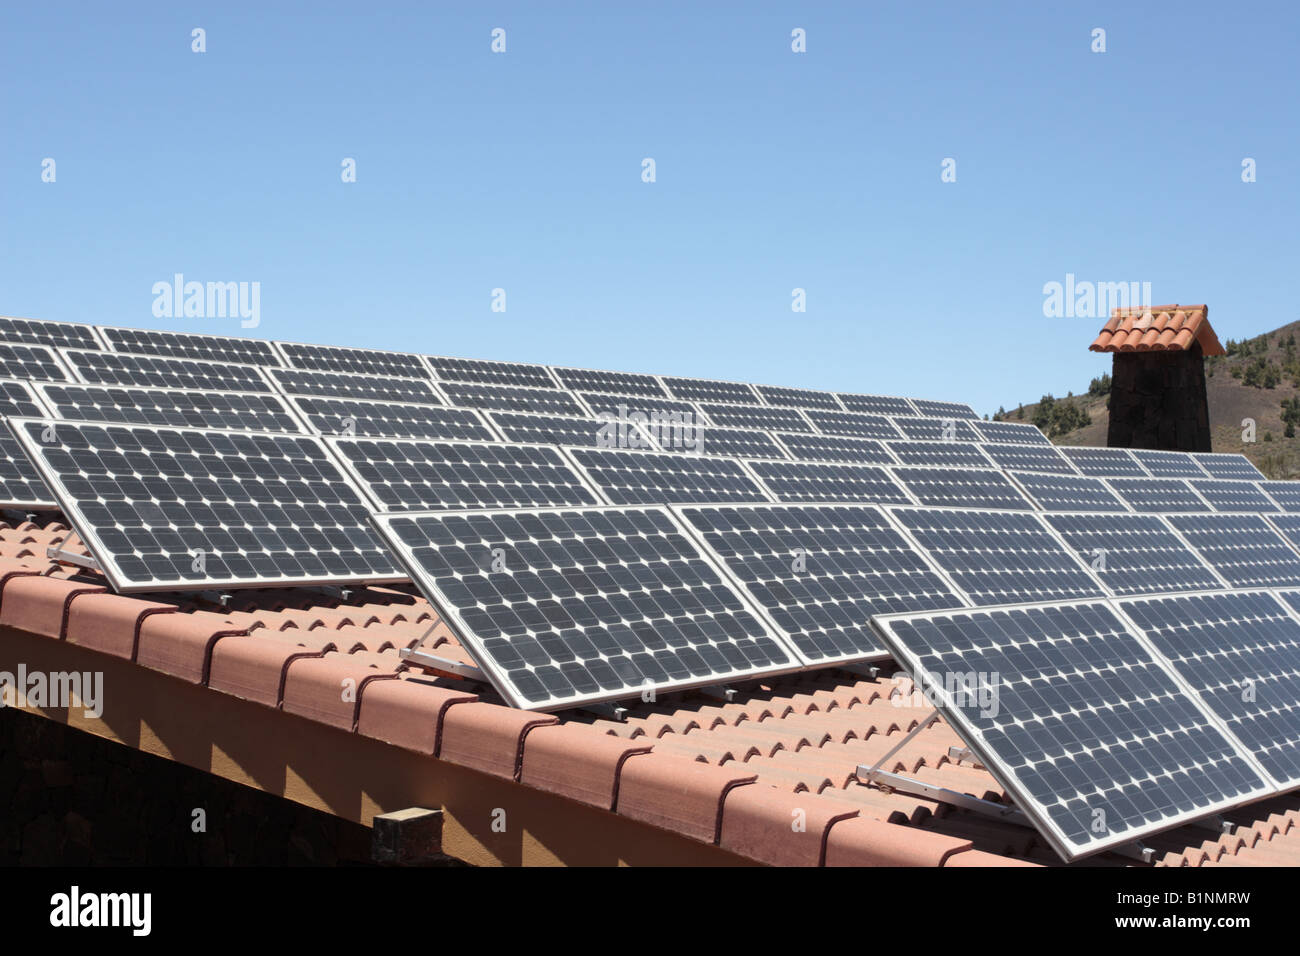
6, 316, 1300, 862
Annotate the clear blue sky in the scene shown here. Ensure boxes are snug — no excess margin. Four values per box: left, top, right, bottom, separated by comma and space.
3, 2, 1296, 416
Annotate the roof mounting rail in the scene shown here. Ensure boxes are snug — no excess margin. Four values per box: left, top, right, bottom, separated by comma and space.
1188, 814, 1236, 836
576, 701, 628, 722
45, 544, 101, 573
856, 709, 1030, 828
946, 745, 985, 769
399, 646, 487, 682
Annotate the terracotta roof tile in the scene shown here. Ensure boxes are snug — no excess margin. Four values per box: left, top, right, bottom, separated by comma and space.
0, 575, 106, 639
520, 723, 653, 810
64, 592, 178, 660
356, 675, 478, 754
438, 701, 558, 780
720, 785, 859, 866
281, 651, 403, 731
135, 610, 249, 684
824, 815, 973, 867
1090, 304, 1226, 355
207, 634, 324, 707
615, 751, 757, 844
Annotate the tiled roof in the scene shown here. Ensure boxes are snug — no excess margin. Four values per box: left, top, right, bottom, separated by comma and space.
2, 518, 1297, 867
1090, 304, 1226, 356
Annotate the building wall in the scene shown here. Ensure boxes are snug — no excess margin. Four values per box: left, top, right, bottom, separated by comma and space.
1106, 345, 1212, 451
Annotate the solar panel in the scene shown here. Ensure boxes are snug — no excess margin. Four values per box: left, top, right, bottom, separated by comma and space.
892, 467, 1033, 511
287, 396, 495, 441
0, 343, 70, 381
1105, 478, 1210, 513
266, 367, 444, 404
1043, 513, 1223, 595
62, 348, 269, 393
1191, 453, 1264, 481
971, 420, 1052, 446
774, 432, 896, 465
485, 410, 653, 449
278, 341, 429, 379
699, 401, 813, 433
670, 426, 786, 460
909, 399, 978, 419
1059, 447, 1147, 477
660, 376, 760, 405
10, 419, 402, 591
1008, 472, 1130, 512
550, 367, 666, 397
0, 380, 55, 507
577, 391, 703, 422
1120, 591, 1300, 788
979, 443, 1078, 475
425, 355, 557, 389
1189, 479, 1279, 513
888, 508, 1106, 605
884, 440, 992, 468
371, 505, 800, 709
441, 381, 586, 416
99, 327, 281, 367
0, 315, 99, 350
36, 383, 306, 434
1266, 514, 1300, 553
835, 393, 915, 417
1167, 514, 1300, 588
568, 447, 769, 505
748, 460, 911, 505
753, 384, 841, 410
676, 503, 962, 664
1260, 482, 1300, 513
804, 409, 902, 440
1130, 449, 1206, 478
890, 416, 980, 442
872, 601, 1271, 862
328, 437, 600, 512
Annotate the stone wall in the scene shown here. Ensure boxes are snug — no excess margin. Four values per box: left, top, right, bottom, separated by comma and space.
1105, 344, 1212, 451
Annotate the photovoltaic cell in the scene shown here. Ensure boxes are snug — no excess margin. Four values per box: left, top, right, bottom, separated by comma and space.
892, 467, 1032, 511
909, 399, 978, 419
266, 367, 444, 404
37, 383, 305, 434
884, 440, 992, 468
569, 447, 768, 505
890, 416, 980, 442
0, 343, 69, 381
1167, 514, 1300, 588
426, 355, 557, 389
774, 432, 896, 465
12, 419, 401, 591
485, 410, 642, 449
1190, 479, 1278, 513
328, 438, 599, 511
889, 508, 1105, 605
441, 382, 586, 416
1130, 449, 1206, 479
100, 327, 281, 367
1260, 482, 1300, 513
1105, 478, 1210, 513
0, 316, 99, 350
1261, 514, 1300, 561
661, 376, 759, 405
971, 420, 1052, 446
0, 380, 55, 507
699, 402, 812, 433
287, 396, 495, 441
551, 367, 666, 397
835, 393, 915, 417
676, 502, 962, 663
577, 391, 702, 422
980, 443, 1077, 475
872, 601, 1271, 862
63, 348, 269, 392
1009, 472, 1129, 512
748, 460, 910, 504
1043, 513, 1222, 595
753, 384, 841, 410
1121, 591, 1300, 787
372, 505, 799, 709
677, 426, 786, 460
1060, 447, 1146, 477
803, 409, 901, 440
1191, 453, 1264, 481
278, 342, 428, 379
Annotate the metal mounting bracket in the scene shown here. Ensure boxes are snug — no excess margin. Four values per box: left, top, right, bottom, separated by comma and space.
577, 701, 629, 722
399, 646, 486, 682
947, 745, 984, 769
696, 684, 737, 702
1109, 841, 1156, 864
45, 545, 101, 572
1188, 814, 1236, 836
840, 663, 881, 679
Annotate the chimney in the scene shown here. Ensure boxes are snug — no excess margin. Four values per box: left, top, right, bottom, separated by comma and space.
1089, 304, 1225, 452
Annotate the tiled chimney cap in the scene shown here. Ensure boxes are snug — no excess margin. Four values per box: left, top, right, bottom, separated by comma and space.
1090, 304, 1226, 356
